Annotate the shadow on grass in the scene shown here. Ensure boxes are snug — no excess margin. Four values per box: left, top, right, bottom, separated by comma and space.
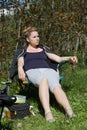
0, 120, 13, 130
19, 83, 65, 116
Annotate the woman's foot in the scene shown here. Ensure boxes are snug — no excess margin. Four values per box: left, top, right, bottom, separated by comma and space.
45, 112, 55, 122
66, 113, 76, 123
65, 108, 76, 118
65, 108, 74, 117
67, 113, 76, 118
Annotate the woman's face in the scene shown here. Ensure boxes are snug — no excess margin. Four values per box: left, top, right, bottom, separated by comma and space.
27, 31, 40, 47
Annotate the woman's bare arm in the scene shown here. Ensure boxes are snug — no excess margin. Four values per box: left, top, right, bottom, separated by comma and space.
46, 52, 78, 64
18, 57, 26, 81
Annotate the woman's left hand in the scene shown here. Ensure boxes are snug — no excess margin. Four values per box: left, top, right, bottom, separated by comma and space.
70, 56, 78, 64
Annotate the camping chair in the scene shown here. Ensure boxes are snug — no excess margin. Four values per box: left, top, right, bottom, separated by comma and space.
16, 60, 67, 90
9, 44, 69, 93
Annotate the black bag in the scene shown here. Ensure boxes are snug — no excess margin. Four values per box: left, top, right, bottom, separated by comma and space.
7, 102, 30, 119
0, 84, 16, 106
0, 94, 16, 106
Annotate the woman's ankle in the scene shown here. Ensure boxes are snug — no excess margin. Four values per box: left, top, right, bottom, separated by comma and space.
65, 108, 74, 117
45, 111, 54, 121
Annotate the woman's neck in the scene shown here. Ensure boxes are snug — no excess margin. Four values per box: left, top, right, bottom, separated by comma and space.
29, 44, 39, 48
27, 44, 42, 52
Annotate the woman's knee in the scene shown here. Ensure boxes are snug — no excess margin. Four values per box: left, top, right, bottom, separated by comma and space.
52, 86, 62, 94
39, 78, 49, 89
40, 78, 48, 84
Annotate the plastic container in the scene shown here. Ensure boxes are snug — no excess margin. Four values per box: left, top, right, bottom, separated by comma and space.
14, 95, 26, 104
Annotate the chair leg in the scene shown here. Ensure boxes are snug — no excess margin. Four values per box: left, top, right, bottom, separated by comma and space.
0, 106, 4, 124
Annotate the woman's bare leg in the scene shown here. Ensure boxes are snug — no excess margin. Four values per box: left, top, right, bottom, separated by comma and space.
39, 78, 54, 121
53, 87, 74, 117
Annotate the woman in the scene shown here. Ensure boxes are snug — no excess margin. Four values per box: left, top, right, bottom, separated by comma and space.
17, 26, 78, 122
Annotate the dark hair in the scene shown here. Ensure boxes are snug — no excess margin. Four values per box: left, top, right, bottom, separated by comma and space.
23, 26, 38, 39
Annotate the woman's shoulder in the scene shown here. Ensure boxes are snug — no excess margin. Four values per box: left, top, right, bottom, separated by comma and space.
39, 44, 51, 52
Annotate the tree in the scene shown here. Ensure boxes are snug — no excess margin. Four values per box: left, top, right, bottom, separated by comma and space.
0, 0, 87, 76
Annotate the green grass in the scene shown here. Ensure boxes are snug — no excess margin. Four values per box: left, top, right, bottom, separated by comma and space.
0, 68, 87, 130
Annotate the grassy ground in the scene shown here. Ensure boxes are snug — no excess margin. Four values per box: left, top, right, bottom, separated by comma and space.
0, 67, 87, 130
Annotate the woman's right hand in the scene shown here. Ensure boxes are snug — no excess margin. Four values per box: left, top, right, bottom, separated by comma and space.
18, 67, 26, 81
